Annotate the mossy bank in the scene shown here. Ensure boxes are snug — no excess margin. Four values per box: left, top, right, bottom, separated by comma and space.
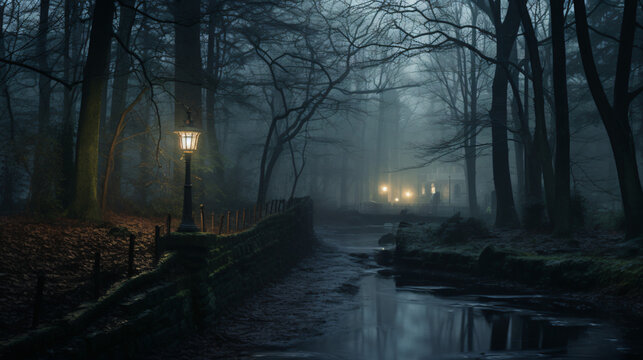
392, 216, 643, 314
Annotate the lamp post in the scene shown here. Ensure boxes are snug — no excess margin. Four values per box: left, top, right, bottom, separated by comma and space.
174, 122, 201, 232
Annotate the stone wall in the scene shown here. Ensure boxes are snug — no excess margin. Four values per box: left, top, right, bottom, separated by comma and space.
1, 198, 315, 360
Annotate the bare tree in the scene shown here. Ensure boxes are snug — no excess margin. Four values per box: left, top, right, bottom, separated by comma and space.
29, 0, 53, 213
573, 0, 643, 238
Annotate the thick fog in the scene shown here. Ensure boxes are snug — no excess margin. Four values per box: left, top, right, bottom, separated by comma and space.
0, 0, 642, 235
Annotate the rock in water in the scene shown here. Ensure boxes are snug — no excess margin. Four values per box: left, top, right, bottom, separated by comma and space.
378, 233, 396, 245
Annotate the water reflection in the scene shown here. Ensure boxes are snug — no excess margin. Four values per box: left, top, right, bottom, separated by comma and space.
291, 273, 632, 359
276, 225, 637, 359
149, 226, 638, 360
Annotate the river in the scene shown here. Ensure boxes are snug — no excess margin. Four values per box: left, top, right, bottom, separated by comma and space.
146, 225, 642, 359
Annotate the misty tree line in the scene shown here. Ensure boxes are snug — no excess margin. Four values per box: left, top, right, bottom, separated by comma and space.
0, 0, 385, 218
0, 0, 641, 238
386, 0, 642, 238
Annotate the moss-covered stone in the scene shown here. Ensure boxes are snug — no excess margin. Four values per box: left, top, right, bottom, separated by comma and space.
396, 223, 643, 298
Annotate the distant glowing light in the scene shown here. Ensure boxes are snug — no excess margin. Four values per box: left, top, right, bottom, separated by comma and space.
394, 197, 399, 202
381, 185, 388, 192
405, 191, 412, 198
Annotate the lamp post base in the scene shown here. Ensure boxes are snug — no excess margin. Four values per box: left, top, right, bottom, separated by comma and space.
177, 222, 200, 232
178, 152, 200, 233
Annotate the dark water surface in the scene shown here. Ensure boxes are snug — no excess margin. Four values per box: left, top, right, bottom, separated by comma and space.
148, 225, 642, 360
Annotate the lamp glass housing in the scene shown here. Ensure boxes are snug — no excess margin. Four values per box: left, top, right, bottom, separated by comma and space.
174, 128, 201, 153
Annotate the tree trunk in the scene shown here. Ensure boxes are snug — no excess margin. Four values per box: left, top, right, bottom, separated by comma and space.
573, 0, 643, 238
137, 1, 153, 205
517, 0, 556, 227
30, 0, 53, 213
489, 1, 520, 228
550, 0, 571, 236
60, 0, 77, 208
510, 44, 524, 206
257, 141, 283, 205
340, 149, 348, 208
68, 0, 116, 220
257, 110, 279, 204
105, 0, 136, 210
464, 5, 479, 217
174, 0, 202, 129
206, 0, 224, 203
521, 60, 544, 228
0, 4, 14, 211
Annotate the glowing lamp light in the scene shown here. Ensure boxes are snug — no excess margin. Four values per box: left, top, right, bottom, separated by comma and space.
405, 191, 412, 198
394, 197, 399, 202
174, 126, 201, 153
381, 185, 388, 192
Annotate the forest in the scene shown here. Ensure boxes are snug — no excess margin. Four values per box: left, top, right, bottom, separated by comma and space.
0, 0, 641, 237
0, 0, 642, 357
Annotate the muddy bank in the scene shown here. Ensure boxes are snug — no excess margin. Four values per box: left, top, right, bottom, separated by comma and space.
392, 218, 643, 318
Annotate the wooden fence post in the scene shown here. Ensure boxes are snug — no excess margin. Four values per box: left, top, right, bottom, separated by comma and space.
218, 214, 224, 234
235, 210, 240, 232
154, 225, 160, 266
211, 212, 215, 233
200, 204, 205, 232
166, 214, 171, 235
93, 251, 101, 299
226, 211, 231, 233
258, 203, 262, 220
242, 209, 246, 229
31, 273, 44, 328
128, 234, 135, 278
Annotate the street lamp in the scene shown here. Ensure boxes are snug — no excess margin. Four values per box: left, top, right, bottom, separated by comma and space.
381, 185, 388, 192
174, 120, 202, 232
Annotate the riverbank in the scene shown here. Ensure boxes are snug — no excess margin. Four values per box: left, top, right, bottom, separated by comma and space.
145, 224, 642, 359
391, 215, 643, 318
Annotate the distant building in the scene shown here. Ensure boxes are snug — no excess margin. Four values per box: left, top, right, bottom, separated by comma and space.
419, 164, 466, 206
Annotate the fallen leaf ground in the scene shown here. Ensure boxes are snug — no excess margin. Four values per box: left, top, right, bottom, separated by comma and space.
0, 214, 167, 340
